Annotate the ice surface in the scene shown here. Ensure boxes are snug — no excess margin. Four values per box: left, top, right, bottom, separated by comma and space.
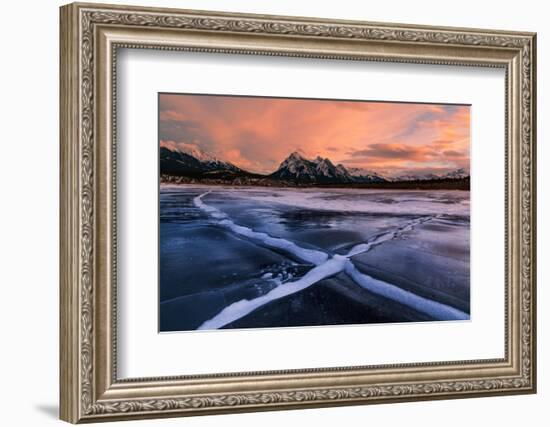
160, 185, 470, 331
221, 187, 470, 216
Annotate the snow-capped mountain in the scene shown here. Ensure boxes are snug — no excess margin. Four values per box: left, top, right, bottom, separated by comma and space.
441, 168, 469, 179
391, 168, 469, 182
270, 152, 391, 184
173, 141, 219, 163
347, 167, 387, 183
160, 142, 244, 178
270, 152, 357, 184
393, 173, 440, 181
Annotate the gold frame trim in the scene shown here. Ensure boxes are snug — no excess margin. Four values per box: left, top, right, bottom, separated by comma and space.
60, 2, 536, 423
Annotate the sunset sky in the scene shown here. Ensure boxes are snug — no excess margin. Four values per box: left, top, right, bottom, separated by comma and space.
159, 93, 470, 177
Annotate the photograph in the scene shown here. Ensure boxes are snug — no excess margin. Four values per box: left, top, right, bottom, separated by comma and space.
158, 93, 471, 332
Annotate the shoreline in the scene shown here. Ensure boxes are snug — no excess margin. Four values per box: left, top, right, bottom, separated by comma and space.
159, 181, 470, 193
160, 173, 470, 190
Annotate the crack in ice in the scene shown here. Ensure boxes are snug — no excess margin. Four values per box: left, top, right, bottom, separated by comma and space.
344, 263, 469, 321
193, 192, 469, 329
345, 215, 436, 258
194, 192, 328, 265
198, 255, 349, 330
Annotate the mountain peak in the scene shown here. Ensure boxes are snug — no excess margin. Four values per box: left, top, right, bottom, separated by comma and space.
442, 168, 469, 179
167, 141, 219, 163
160, 141, 244, 177
287, 151, 306, 160
347, 167, 387, 182
272, 151, 356, 183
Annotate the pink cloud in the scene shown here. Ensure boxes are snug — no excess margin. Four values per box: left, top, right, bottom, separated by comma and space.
159, 94, 470, 175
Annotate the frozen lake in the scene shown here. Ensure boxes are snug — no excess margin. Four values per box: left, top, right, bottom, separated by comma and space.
159, 185, 470, 332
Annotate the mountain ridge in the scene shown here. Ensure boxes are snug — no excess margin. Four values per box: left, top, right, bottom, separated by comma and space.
160, 144, 469, 188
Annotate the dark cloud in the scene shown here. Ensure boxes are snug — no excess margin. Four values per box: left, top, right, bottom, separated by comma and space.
347, 143, 437, 160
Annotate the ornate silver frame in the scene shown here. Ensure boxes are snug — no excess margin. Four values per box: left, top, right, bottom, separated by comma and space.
60, 2, 537, 423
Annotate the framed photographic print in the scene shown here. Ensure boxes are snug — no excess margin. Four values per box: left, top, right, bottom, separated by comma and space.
158, 94, 471, 332
60, 2, 537, 423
